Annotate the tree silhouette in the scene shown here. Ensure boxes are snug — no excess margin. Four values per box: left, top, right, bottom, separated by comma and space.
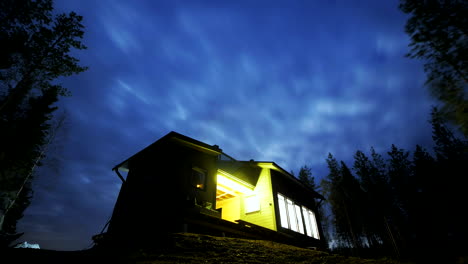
298, 165, 316, 190
400, 0, 468, 135
323, 113, 468, 261
429, 108, 468, 257
0, 0, 87, 246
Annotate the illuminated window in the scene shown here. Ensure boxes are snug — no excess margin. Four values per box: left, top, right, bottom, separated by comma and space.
277, 193, 316, 237
302, 206, 320, 239
303, 207, 312, 237
191, 167, 206, 190
277, 194, 289, 228
295, 205, 305, 234
245, 194, 260, 213
287, 198, 298, 232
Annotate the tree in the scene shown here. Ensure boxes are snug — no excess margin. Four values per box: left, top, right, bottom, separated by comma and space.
321, 154, 349, 249
322, 154, 367, 255
429, 108, 468, 256
399, 0, 468, 135
0, 0, 87, 246
0, 84, 60, 245
353, 150, 387, 250
410, 144, 437, 257
298, 165, 316, 190
386, 145, 413, 256
338, 161, 367, 253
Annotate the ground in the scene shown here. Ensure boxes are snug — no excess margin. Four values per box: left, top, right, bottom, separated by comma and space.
4, 233, 408, 264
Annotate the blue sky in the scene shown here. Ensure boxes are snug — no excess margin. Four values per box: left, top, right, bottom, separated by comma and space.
17, 0, 435, 250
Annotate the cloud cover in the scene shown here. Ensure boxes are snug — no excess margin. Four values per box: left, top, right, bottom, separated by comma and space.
17, 0, 435, 250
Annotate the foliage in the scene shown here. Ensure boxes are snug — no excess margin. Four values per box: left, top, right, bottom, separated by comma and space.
323, 114, 468, 262
298, 165, 316, 190
0, 0, 87, 247
321, 155, 369, 255
399, 0, 468, 136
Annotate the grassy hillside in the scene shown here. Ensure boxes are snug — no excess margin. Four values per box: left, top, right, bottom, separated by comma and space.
5, 233, 408, 264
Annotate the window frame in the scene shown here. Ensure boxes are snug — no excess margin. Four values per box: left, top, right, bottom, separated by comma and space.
277, 193, 319, 239
191, 167, 207, 190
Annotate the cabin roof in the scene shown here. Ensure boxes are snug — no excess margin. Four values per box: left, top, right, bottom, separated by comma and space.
113, 131, 222, 171
112, 131, 324, 200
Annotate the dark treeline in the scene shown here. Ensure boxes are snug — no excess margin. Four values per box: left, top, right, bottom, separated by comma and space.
320, 109, 468, 263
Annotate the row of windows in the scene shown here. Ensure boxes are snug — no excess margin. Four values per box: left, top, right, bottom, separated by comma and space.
192, 167, 320, 239
277, 193, 320, 240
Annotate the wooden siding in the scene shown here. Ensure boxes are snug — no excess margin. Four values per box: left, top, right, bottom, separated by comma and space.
240, 168, 276, 231
216, 197, 240, 222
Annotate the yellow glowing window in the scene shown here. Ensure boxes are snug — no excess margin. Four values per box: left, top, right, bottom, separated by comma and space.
192, 167, 206, 190
245, 195, 260, 213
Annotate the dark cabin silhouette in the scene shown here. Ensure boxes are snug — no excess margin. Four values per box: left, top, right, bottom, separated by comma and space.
98, 131, 325, 249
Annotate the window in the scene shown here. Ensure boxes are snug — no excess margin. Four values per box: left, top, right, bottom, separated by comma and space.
245, 194, 260, 213
287, 198, 298, 232
302, 207, 320, 239
295, 205, 305, 234
277, 193, 304, 234
277, 193, 319, 239
278, 194, 289, 228
191, 167, 206, 190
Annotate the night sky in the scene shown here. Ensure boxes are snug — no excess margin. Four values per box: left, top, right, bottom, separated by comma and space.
17, 0, 435, 250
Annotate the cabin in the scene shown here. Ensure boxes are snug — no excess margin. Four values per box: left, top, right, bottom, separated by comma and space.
101, 131, 325, 249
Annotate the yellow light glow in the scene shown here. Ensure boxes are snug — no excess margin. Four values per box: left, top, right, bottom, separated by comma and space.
217, 173, 254, 195
257, 162, 276, 169
245, 195, 260, 213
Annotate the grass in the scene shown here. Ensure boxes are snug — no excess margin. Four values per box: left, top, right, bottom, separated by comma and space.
4, 233, 410, 264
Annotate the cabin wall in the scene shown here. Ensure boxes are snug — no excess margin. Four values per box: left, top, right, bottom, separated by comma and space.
216, 197, 240, 222
240, 168, 276, 231
107, 139, 219, 242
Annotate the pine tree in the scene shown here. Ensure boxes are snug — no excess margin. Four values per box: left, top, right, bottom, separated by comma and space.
353, 148, 401, 257
430, 108, 468, 256
353, 150, 385, 250
338, 162, 366, 252
298, 165, 316, 190
321, 154, 345, 248
322, 154, 368, 255
410, 145, 437, 256
386, 145, 413, 256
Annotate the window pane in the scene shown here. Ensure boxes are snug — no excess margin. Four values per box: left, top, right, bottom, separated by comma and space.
302, 207, 313, 237
295, 205, 304, 234
287, 199, 297, 232
309, 210, 320, 240
278, 194, 289, 228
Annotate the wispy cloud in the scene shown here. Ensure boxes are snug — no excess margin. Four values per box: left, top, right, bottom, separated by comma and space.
19, 0, 434, 250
